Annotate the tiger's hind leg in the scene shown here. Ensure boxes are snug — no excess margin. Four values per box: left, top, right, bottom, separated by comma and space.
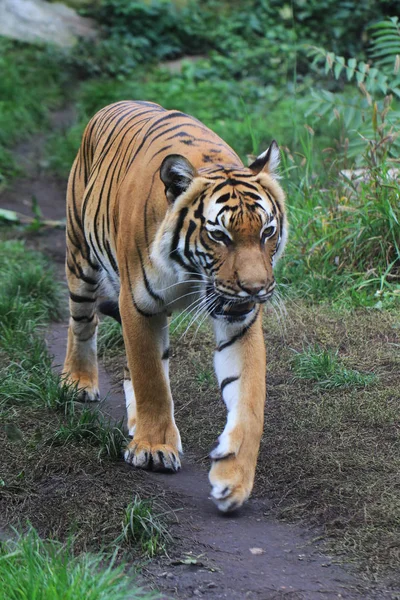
63, 244, 101, 402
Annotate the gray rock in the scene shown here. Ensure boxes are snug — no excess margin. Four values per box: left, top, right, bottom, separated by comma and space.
0, 0, 96, 47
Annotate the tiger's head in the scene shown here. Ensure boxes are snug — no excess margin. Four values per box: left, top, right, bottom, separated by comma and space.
159, 142, 287, 321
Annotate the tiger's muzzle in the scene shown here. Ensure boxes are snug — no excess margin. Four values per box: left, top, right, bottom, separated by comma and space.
207, 284, 274, 322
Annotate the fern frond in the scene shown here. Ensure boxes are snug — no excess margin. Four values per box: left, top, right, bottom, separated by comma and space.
308, 46, 389, 95
369, 17, 400, 71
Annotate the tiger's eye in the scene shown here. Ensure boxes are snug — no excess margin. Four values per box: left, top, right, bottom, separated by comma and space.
262, 226, 275, 241
210, 230, 230, 244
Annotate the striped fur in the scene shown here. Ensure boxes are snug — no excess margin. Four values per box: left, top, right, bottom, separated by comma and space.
63, 101, 287, 512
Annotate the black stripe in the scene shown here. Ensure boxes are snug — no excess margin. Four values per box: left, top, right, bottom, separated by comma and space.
170, 207, 188, 268
215, 193, 231, 204
127, 112, 184, 169
243, 191, 262, 201
136, 244, 163, 303
221, 376, 240, 393
70, 292, 95, 303
67, 252, 98, 285
82, 106, 153, 225
184, 219, 197, 259
77, 333, 95, 342
72, 314, 95, 323
88, 233, 109, 274
162, 348, 170, 360
151, 122, 189, 145
143, 171, 158, 259
151, 144, 173, 160
216, 309, 259, 352
213, 179, 259, 194
124, 255, 155, 318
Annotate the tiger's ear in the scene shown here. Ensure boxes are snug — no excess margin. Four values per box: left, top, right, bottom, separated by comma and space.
160, 154, 197, 203
248, 141, 280, 176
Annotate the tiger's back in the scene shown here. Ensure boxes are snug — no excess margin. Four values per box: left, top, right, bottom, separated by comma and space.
69, 101, 242, 280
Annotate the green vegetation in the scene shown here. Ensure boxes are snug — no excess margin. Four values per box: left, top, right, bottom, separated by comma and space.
119, 496, 173, 557
0, 39, 70, 186
0, 240, 125, 458
292, 345, 377, 388
0, 529, 155, 600
98, 316, 124, 355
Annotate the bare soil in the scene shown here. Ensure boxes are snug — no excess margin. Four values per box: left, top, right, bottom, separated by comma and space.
0, 108, 397, 599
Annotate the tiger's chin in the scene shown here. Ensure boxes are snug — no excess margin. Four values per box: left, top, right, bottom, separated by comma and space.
209, 297, 257, 323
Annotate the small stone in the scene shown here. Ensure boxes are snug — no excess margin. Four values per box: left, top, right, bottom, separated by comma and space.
249, 547, 265, 555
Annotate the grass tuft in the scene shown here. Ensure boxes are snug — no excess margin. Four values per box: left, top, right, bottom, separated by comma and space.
292, 345, 377, 389
98, 317, 124, 355
53, 407, 126, 460
119, 497, 173, 557
0, 528, 156, 600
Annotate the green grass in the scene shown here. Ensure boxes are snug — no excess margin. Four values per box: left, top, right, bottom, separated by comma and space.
0, 529, 156, 600
98, 317, 124, 355
0, 241, 125, 460
53, 406, 126, 461
118, 497, 173, 558
0, 39, 71, 185
292, 345, 377, 389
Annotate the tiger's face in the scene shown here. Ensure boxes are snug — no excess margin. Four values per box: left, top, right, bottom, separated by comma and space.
160, 142, 287, 321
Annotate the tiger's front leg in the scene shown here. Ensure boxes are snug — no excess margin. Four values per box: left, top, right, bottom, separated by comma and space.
209, 310, 266, 512
120, 285, 182, 473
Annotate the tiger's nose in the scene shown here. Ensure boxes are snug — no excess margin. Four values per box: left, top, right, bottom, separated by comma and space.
238, 281, 266, 295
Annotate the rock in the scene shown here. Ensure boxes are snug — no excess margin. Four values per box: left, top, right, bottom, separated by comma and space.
0, 0, 96, 47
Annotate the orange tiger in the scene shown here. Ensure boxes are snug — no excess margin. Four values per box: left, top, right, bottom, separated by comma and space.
63, 100, 287, 512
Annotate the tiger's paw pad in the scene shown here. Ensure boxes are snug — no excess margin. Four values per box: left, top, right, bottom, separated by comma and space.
209, 456, 252, 513
124, 441, 181, 473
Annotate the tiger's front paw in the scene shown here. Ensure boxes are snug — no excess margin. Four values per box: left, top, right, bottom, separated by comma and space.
63, 372, 100, 402
209, 455, 255, 512
208, 428, 258, 512
124, 440, 181, 473
124, 421, 182, 473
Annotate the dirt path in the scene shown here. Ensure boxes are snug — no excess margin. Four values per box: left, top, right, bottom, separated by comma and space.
0, 111, 390, 600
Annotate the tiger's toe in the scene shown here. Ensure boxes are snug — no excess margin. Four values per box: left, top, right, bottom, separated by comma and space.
124, 440, 181, 473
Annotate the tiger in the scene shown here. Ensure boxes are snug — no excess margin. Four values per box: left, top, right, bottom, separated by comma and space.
63, 100, 287, 513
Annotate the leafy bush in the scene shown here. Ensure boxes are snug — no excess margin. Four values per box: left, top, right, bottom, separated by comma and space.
307, 18, 400, 159
70, 0, 399, 84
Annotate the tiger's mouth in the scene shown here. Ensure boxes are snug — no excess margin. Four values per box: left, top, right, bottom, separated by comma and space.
206, 286, 258, 322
